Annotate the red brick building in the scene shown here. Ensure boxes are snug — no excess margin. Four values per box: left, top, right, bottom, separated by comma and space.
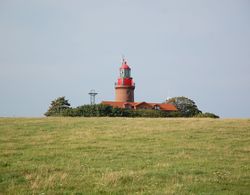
102, 59, 177, 112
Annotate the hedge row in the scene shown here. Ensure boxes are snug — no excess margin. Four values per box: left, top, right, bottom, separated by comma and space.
45, 104, 180, 117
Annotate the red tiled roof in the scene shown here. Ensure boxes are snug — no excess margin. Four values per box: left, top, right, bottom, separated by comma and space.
101, 101, 177, 111
143, 102, 177, 111
157, 103, 177, 111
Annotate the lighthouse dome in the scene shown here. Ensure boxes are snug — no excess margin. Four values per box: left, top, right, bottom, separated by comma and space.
120, 61, 131, 70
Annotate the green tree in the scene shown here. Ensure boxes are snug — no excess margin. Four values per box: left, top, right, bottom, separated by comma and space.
45, 96, 71, 116
166, 96, 201, 117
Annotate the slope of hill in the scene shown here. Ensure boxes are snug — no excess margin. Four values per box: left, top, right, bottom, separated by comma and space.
0, 118, 249, 194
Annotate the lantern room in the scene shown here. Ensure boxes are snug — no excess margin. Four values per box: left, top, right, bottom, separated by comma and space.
115, 59, 135, 102
120, 61, 131, 78
116, 59, 134, 86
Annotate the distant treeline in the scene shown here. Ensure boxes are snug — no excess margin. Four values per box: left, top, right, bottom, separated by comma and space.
45, 100, 219, 118
45, 104, 180, 117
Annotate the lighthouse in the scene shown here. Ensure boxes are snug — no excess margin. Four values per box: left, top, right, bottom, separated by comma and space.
115, 59, 135, 102
102, 59, 177, 112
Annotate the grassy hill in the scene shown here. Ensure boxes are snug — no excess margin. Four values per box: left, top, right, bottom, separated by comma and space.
0, 117, 249, 194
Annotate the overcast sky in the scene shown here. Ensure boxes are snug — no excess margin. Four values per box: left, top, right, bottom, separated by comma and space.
0, 0, 249, 118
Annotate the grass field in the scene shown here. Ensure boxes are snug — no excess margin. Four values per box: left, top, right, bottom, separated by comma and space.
0, 117, 249, 194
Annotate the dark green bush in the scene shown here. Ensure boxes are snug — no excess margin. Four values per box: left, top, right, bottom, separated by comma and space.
195, 112, 219, 118
45, 103, 178, 118
45, 102, 218, 118
132, 109, 166, 118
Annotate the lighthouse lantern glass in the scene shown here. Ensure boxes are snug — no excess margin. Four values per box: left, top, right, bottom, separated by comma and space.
120, 69, 130, 78
125, 69, 131, 77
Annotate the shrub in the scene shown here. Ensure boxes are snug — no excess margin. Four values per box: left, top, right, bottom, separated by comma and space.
45, 97, 189, 118
195, 112, 219, 118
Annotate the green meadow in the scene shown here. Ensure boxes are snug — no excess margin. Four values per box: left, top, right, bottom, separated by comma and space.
0, 117, 249, 194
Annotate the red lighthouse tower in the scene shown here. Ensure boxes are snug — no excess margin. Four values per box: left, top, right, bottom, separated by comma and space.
102, 59, 177, 112
115, 59, 135, 102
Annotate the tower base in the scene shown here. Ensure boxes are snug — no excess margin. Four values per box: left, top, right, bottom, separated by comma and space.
115, 85, 135, 102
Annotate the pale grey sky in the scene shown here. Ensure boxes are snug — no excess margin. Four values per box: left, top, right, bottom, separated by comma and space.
0, 0, 249, 118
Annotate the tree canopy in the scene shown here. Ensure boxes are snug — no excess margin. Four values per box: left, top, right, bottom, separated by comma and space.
166, 96, 202, 117
44, 96, 71, 116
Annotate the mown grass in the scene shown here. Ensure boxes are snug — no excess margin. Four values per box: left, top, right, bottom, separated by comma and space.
0, 117, 249, 194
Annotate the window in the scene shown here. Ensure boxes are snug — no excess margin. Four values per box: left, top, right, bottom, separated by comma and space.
120, 70, 124, 77
124, 104, 132, 109
154, 105, 160, 110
